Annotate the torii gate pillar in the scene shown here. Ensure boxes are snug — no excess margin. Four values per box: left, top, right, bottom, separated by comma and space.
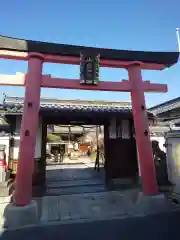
128, 64, 158, 195
14, 53, 44, 206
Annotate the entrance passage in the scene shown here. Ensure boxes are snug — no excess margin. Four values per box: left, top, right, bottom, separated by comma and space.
45, 124, 106, 196
46, 159, 105, 196
44, 120, 140, 197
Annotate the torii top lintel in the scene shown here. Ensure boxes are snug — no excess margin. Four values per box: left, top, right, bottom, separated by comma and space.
0, 35, 179, 70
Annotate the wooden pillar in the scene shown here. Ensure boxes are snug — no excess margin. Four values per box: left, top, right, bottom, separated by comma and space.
96, 125, 99, 148
14, 53, 44, 206
40, 120, 47, 186
128, 64, 158, 196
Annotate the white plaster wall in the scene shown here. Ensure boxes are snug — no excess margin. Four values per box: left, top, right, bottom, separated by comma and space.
15, 116, 42, 159
0, 136, 9, 164
166, 132, 180, 185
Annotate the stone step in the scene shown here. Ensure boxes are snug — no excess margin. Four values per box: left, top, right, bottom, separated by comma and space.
47, 179, 104, 189
46, 175, 101, 182
47, 161, 84, 166
46, 185, 106, 196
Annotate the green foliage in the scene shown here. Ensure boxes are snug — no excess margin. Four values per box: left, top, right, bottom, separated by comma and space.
91, 151, 97, 161
0, 117, 8, 125
47, 133, 61, 142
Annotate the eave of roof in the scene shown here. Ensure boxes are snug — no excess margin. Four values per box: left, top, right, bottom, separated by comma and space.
3, 96, 132, 114
3, 102, 132, 114
148, 97, 180, 115
0, 35, 178, 67
4, 96, 132, 107
2, 96, 156, 119
159, 117, 180, 126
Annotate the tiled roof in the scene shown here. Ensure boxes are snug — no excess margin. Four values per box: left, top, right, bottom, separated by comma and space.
148, 97, 180, 115
159, 117, 180, 126
2, 96, 132, 114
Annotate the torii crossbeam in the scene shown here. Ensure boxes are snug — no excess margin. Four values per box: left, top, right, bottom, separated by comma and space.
0, 72, 167, 92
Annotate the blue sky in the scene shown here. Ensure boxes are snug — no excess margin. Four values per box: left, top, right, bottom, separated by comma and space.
0, 0, 180, 107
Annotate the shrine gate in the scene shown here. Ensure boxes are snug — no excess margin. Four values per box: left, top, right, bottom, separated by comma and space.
0, 35, 178, 210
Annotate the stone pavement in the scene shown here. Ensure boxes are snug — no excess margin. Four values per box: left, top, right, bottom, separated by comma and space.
80, 156, 104, 168
47, 157, 85, 166
2, 210, 180, 240
1, 157, 180, 230
40, 158, 180, 224
45, 159, 105, 196
47, 156, 100, 168
40, 190, 180, 223
0, 196, 12, 228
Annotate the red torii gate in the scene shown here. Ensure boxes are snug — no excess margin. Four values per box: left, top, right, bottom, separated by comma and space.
0, 35, 178, 207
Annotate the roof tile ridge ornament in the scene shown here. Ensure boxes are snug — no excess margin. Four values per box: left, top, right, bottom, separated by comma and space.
3, 94, 24, 105
2, 92, 6, 104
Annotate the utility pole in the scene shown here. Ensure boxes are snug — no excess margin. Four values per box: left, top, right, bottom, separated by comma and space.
176, 28, 180, 52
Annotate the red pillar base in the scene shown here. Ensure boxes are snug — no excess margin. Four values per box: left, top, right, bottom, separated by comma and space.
128, 64, 158, 196
4, 200, 38, 229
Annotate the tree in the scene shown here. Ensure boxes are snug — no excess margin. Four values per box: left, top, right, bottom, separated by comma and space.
47, 133, 61, 142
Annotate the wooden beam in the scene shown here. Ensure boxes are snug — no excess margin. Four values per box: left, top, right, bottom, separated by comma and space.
143, 81, 168, 92
42, 76, 132, 92
0, 50, 165, 70
0, 73, 168, 93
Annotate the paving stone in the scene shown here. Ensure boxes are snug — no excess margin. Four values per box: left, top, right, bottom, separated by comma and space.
40, 159, 180, 224
46, 185, 106, 196
47, 179, 103, 188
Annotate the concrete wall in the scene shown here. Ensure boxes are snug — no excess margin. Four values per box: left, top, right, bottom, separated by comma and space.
0, 135, 22, 165
0, 136, 10, 164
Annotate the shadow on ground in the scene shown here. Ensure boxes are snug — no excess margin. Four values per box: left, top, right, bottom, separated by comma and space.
45, 164, 107, 196
1, 161, 175, 231
1, 210, 180, 240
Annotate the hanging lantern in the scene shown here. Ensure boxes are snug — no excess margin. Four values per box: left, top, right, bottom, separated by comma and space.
80, 52, 100, 85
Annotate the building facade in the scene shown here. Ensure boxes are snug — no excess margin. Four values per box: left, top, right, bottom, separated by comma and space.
149, 96, 180, 127
1, 95, 156, 192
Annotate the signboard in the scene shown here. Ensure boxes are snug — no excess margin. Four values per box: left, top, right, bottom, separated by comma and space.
80, 52, 100, 85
